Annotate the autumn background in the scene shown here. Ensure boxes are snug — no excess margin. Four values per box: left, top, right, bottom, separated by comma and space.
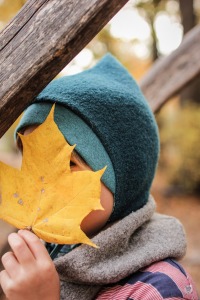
0, 0, 200, 296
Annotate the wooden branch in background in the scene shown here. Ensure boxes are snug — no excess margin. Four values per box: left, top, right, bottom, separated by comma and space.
0, 0, 129, 137
140, 25, 200, 112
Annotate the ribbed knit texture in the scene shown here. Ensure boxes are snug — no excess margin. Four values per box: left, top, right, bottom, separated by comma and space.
16, 54, 160, 222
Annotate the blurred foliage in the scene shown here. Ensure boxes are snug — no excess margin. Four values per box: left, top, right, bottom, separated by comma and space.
88, 27, 151, 80
157, 102, 200, 194
135, 0, 170, 60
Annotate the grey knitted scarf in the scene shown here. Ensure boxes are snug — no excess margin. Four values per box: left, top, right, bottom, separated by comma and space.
54, 196, 186, 300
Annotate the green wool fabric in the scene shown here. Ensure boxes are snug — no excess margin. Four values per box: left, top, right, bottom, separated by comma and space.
16, 54, 160, 222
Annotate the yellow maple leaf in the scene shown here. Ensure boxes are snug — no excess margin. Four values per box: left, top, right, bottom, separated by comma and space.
0, 106, 105, 247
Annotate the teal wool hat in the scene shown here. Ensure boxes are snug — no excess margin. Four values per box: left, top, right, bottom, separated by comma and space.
16, 54, 160, 222
16, 103, 115, 193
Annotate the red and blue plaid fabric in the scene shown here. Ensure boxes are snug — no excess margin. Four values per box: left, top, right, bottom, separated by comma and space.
96, 259, 199, 300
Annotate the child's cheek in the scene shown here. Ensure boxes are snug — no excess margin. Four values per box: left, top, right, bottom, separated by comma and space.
81, 183, 113, 237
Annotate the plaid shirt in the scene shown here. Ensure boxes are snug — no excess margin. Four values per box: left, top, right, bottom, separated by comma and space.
96, 259, 199, 300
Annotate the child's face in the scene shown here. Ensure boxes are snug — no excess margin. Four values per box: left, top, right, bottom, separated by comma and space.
20, 125, 114, 238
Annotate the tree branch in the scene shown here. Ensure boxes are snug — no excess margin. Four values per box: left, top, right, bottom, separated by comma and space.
140, 25, 200, 112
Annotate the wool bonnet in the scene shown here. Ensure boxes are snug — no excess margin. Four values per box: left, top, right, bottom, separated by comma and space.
16, 54, 160, 222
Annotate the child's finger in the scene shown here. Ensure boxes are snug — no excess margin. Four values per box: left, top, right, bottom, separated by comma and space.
8, 232, 35, 266
0, 269, 11, 294
1, 252, 19, 278
18, 230, 51, 262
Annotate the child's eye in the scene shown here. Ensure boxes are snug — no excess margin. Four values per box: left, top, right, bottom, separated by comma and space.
70, 161, 76, 167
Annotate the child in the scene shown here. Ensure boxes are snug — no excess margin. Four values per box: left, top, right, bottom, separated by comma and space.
0, 55, 198, 300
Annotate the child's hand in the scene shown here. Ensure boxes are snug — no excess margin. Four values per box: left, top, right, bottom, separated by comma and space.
0, 230, 60, 300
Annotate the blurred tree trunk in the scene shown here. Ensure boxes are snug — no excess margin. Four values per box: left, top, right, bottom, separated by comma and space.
179, 0, 200, 104
179, 0, 195, 35
136, 0, 162, 62
149, 13, 159, 61
151, 0, 161, 61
